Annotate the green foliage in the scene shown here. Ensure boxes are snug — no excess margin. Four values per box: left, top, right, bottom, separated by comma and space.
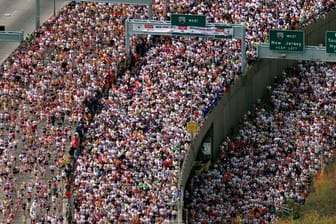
278, 162, 336, 224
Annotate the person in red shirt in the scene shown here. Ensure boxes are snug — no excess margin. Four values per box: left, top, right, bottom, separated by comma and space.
69, 132, 79, 157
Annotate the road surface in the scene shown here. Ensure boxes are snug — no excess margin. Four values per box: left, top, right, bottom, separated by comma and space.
0, 0, 70, 64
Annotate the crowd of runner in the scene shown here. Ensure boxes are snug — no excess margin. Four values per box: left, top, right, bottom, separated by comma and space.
184, 62, 336, 223
0, 0, 335, 223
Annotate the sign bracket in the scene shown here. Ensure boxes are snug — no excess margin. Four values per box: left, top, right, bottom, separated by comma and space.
125, 19, 247, 75
0, 31, 24, 43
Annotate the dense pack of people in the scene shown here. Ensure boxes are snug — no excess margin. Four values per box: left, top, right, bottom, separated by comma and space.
0, 43, 73, 223
0, 0, 335, 223
0, 1, 118, 223
70, 1, 335, 224
184, 62, 336, 223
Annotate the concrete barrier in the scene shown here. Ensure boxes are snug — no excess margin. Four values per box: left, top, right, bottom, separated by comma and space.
178, 8, 336, 223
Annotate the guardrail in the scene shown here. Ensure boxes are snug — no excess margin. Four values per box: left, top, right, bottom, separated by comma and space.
0, 31, 24, 43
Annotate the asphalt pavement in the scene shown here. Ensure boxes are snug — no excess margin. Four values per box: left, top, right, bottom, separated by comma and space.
0, 0, 70, 64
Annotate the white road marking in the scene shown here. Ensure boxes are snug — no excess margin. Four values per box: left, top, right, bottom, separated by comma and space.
3, 10, 16, 17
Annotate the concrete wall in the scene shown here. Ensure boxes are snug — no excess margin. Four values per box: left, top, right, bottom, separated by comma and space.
179, 9, 336, 191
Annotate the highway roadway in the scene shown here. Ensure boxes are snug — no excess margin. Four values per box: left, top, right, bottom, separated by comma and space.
0, 0, 70, 64
0, 1, 71, 223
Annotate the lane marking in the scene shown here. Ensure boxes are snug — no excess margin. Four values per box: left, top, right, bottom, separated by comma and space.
2, 10, 17, 17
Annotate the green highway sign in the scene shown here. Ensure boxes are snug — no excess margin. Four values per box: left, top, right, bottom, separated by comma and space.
171, 14, 206, 27
326, 31, 336, 53
269, 30, 304, 52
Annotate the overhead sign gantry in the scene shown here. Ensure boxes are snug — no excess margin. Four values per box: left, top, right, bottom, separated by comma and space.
257, 29, 336, 62
125, 15, 247, 74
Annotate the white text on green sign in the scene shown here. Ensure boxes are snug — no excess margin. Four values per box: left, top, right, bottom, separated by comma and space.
269, 30, 304, 52
326, 31, 336, 54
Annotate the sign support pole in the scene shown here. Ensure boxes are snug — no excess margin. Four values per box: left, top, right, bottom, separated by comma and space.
53, 0, 56, 16
35, 0, 40, 30
242, 27, 246, 75
235, 25, 246, 75
125, 19, 130, 57
148, 4, 152, 19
